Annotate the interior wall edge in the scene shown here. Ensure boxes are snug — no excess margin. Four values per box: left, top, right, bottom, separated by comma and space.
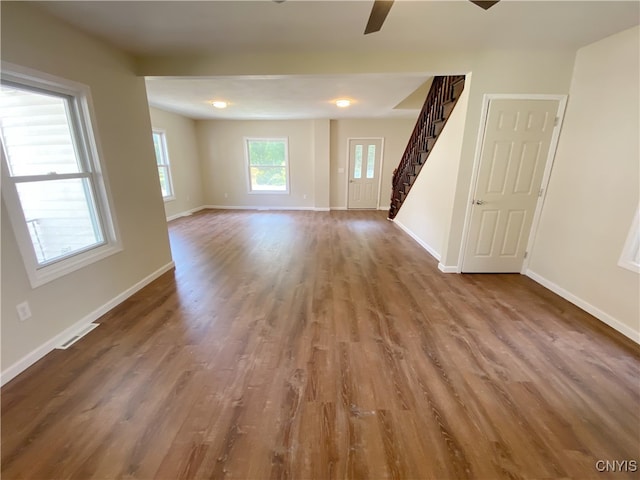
166, 206, 208, 222
437, 264, 459, 273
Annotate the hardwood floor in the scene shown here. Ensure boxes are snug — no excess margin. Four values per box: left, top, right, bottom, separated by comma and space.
2, 209, 639, 479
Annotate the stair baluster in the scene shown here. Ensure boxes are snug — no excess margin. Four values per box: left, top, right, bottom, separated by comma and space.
389, 75, 466, 219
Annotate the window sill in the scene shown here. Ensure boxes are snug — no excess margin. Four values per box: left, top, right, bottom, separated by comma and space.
618, 259, 640, 274
247, 190, 290, 195
163, 196, 176, 203
28, 242, 123, 288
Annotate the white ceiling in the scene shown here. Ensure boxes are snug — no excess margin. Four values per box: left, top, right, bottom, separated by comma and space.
145, 74, 433, 119
36, 1, 640, 55
35, 0, 640, 120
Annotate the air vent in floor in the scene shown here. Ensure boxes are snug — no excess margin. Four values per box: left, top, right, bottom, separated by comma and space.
56, 323, 99, 350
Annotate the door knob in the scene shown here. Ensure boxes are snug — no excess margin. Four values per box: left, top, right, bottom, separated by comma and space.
473, 199, 485, 205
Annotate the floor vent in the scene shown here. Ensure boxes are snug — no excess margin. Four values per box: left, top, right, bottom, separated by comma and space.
56, 323, 100, 350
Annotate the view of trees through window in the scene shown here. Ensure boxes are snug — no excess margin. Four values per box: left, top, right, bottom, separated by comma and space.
246, 139, 288, 192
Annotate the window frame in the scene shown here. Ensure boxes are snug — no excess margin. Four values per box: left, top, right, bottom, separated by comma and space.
0, 62, 121, 288
619, 206, 640, 274
151, 129, 175, 202
244, 137, 290, 195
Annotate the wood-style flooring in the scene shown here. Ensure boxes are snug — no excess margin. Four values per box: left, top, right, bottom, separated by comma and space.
2, 209, 639, 479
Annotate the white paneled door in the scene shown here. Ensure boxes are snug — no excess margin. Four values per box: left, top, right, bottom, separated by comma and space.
348, 138, 382, 209
462, 98, 560, 272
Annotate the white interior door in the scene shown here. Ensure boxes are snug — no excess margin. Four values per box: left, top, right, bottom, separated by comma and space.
462, 98, 559, 272
348, 138, 382, 209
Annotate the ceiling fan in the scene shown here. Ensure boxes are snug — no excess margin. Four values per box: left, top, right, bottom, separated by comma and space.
364, 1, 500, 35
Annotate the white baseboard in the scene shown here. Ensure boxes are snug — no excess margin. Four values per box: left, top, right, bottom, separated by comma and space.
438, 263, 459, 273
329, 206, 388, 211
314, 207, 331, 212
526, 269, 640, 344
204, 205, 320, 211
378, 205, 390, 211
329, 206, 389, 211
166, 206, 206, 222
392, 219, 441, 262
1, 261, 176, 387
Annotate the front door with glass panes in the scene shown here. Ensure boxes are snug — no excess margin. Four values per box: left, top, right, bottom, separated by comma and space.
347, 138, 382, 209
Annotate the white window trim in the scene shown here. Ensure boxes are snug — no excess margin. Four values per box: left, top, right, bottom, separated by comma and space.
244, 137, 290, 195
619, 206, 640, 274
152, 128, 175, 202
1, 62, 121, 288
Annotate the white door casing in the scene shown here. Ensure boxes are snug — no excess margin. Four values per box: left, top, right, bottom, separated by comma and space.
462, 98, 562, 273
347, 138, 383, 209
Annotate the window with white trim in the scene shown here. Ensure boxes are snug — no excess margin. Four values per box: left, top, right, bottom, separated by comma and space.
152, 129, 174, 200
619, 206, 640, 273
0, 65, 120, 287
244, 137, 289, 193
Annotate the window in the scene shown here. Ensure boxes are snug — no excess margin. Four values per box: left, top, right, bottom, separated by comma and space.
152, 130, 174, 200
0, 64, 120, 287
244, 137, 289, 193
619, 206, 640, 273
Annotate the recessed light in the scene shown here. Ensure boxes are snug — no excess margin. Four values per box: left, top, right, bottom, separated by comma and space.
336, 99, 351, 108
211, 101, 228, 109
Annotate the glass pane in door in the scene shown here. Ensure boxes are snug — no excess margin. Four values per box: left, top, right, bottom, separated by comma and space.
366, 145, 376, 179
353, 145, 363, 179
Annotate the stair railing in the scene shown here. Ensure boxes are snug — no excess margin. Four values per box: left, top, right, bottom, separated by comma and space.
388, 75, 465, 219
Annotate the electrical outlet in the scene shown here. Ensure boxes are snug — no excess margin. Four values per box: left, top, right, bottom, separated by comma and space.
16, 301, 31, 321
303, 194, 307, 199
224, 192, 228, 198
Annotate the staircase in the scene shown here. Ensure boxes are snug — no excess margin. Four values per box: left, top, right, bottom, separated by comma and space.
388, 75, 466, 219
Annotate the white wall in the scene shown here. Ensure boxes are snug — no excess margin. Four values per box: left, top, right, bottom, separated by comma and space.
194, 117, 413, 211
329, 118, 415, 209
197, 119, 320, 209
1, 3, 173, 381
394, 84, 470, 261
138, 49, 577, 239
441, 52, 576, 268
149, 107, 204, 219
136, 48, 576, 226
312, 119, 331, 210
527, 26, 640, 341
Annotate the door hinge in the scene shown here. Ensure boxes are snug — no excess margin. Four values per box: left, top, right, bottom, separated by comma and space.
554, 116, 560, 127
524, 251, 528, 259
538, 188, 544, 197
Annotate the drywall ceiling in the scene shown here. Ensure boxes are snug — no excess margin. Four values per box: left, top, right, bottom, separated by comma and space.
33, 1, 640, 120
145, 74, 434, 120
36, 1, 640, 55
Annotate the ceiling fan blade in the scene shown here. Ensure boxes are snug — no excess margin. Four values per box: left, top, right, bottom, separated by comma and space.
469, 0, 500, 10
364, 0, 394, 35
